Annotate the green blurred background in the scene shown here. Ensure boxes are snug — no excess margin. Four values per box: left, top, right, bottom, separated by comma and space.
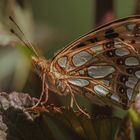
30, 0, 135, 58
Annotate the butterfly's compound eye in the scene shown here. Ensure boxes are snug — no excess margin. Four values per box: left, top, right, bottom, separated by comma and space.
32, 56, 38, 67
32, 56, 42, 73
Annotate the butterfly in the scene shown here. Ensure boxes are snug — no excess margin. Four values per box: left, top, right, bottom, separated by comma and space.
10, 15, 140, 117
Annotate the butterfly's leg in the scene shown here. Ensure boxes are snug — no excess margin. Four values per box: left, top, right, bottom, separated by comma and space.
70, 96, 74, 108
34, 72, 48, 107
26, 72, 48, 111
68, 85, 90, 118
40, 82, 49, 105
117, 38, 138, 53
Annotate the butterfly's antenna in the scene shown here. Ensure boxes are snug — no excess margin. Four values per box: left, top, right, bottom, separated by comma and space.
10, 29, 35, 54
9, 16, 38, 57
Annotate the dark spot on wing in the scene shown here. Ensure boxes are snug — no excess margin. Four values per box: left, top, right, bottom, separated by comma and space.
106, 50, 115, 57
126, 68, 133, 74
118, 86, 126, 94
105, 28, 119, 39
119, 75, 128, 83
87, 37, 98, 43
76, 42, 86, 48
105, 42, 114, 48
116, 58, 124, 65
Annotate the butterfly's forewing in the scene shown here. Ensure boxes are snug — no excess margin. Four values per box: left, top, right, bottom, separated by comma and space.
53, 15, 140, 58
50, 16, 140, 109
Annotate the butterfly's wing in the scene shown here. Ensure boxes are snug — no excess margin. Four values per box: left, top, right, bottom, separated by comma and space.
53, 15, 140, 59
51, 15, 140, 109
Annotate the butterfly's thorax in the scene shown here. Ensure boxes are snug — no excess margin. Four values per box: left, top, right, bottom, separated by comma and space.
32, 56, 70, 95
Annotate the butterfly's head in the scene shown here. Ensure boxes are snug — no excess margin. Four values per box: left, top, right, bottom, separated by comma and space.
32, 56, 51, 75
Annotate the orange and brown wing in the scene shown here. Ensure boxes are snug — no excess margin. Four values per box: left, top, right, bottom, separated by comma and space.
51, 16, 140, 108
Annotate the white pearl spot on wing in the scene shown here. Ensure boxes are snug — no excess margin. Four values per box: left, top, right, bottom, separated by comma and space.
57, 57, 67, 68
68, 78, 89, 87
111, 94, 120, 102
125, 57, 139, 66
127, 24, 136, 30
127, 88, 133, 100
135, 70, 140, 78
90, 45, 103, 53
72, 51, 92, 67
114, 40, 122, 48
115, 48, 130, 56
125, 77, 138, 89
94, 85, 109, 96
88, 65, 115, 78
